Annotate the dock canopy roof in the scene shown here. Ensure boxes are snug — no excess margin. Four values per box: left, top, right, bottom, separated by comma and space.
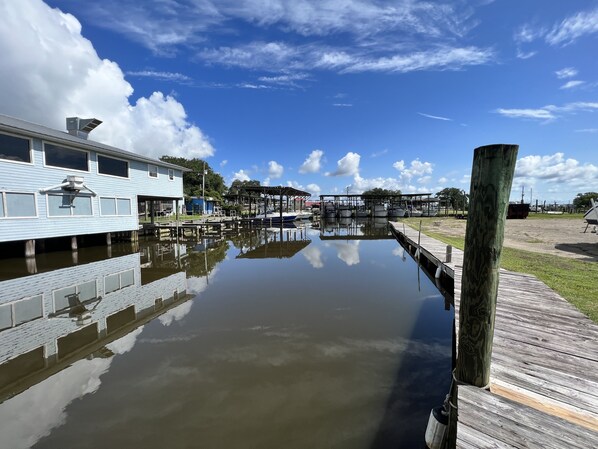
241, 186, 311, 197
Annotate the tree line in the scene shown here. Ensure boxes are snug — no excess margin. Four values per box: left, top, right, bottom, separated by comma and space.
162, 157, 597, 211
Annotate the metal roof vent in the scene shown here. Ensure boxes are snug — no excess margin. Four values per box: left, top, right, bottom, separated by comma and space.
66, 117, 102, 139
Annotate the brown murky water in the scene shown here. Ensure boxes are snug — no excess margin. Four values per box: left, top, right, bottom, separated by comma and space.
0, 220, 452, 449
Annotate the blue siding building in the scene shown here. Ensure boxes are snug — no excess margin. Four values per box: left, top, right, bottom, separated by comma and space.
0, 114, 188, 252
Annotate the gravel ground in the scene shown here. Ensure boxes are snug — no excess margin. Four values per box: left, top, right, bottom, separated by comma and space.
423, 217, 598, 262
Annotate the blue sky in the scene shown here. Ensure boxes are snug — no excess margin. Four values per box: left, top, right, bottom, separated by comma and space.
1, 1, 597, 202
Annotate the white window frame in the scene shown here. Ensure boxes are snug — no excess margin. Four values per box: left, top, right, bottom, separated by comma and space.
99, 196, 133, 216
46, 192, 94, 218
0, 294, 44, 330
168, 169, 175, 181
148, 164, 159, 179
0, 191, 39, 219
42, 141, 90, 173
104, 269, 135, 294
0, 131, 34, 165
52, 280, 98, 313
97, 154, 130, 179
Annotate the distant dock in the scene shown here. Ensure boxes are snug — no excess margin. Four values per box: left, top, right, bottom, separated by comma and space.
390, 222, 598, 448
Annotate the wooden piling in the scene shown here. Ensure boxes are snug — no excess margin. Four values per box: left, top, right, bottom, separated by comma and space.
25, 239, 35, 258
445, 144, 518, 448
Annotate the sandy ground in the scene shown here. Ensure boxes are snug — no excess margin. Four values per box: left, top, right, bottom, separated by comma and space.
421, 217, 598, 262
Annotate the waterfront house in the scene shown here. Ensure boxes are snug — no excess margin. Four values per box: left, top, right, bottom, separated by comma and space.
0, 114, 189, 255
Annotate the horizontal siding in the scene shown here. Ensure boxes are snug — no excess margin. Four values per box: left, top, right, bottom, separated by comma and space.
0, 253, 188, 363
0, 135, 184, 242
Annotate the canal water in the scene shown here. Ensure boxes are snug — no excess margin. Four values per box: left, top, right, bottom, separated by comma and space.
0, 220, 453, 449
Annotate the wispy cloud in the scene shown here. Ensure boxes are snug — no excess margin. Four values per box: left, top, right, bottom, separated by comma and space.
546, 7, 598, 46
575, 128, 598, 133
516, 7, 598, 48
495, 102, 598, 121
333, 103, 353, 107
560, 80, 585, 90
258, 72, 310, 87
555, 67, 578, 79
126, 70, 192, 83
370, 149, 388, 158
418, 112, 452, 121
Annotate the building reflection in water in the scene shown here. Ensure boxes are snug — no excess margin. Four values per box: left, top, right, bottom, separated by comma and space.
0, 240, 225, 449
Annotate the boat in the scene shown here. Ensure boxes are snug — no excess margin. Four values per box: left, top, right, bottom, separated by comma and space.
253, 211, 297, 223
406, 207, 423, 217
294, 210, 313, 220
584, 198, 598, 232
387, 205, 406, 218
372, 204, 387, 217
337, 204, 352, 218
355, 206, 369, 218
323, 202, 336, 219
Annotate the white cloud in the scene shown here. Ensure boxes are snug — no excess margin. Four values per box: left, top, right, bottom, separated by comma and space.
258, 72, 310, 87
555, 67, 578, 79
301, 246, 323, 269
326, 152, 360, 177
268, 160, 284, 179
299, 149, 324, 173
418, 112, 452, 121
495, 108, 556, 120
370, 149, 388, 158
393, 160, 405, 171
575, 128, 598, 133
516, 7, 598, 48
286, 180, 304, 190
515, 153, 598, 188
233, 169, 250, 182
515, 49, 537, 60
0, 0, 214, 161
331, 241, 360, 266
546, 7, 598, 46
560, 80, 585, 89
306, 183, 321, 196
495, 101, 598, 121
438, 177, 448, 184
333, 103, 353, 107
126, 70, 192, 83
399, 159, 434, 181
220, 159, 228, 167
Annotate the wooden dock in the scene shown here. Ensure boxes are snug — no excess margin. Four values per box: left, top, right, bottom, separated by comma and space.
390, 221, 598, 448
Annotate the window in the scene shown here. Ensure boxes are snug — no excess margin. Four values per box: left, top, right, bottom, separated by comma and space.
0, 295, 43, 331
98, 155, 128, 178
117, 198, 131, 215
1, 192, 36, 218
53, 280, 97, 313
168, 169, 175, 181
45, 143, 88, 171
100, 197, 131, 216
105, 269, 135, 294
149, 164, 158, 178
47, 194, 92, 217
0, 132, 31, 163
100, 197, 117, 215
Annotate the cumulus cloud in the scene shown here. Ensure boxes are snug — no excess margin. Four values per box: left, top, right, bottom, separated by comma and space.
399, 159, 434, 181
515, 153, 598, 187
326, 152, 360, 177
0, 0, 214, 160
268, 160, 284, 179
233, 169, 250, 182
299, 149, 324, 173
306, 183, 321, 196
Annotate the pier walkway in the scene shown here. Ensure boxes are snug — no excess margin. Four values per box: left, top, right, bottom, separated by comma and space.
390, 221, 598, 448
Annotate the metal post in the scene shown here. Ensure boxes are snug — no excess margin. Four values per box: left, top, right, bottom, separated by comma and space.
202, 162, 206, 216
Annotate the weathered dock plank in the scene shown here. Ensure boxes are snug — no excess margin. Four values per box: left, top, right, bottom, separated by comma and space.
389, 221, 598, 445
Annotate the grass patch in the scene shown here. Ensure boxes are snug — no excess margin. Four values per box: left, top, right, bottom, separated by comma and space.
404, 222, 598, 322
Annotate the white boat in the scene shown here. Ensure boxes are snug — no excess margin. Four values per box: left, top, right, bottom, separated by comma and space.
254, 211, 297, 222
372, 204, 387, 217
324, 202, 336, 218
584, 198, 598, 232
387, 206, 406, 218
337, 205, 352, 218
355, 207, 369, 218
407, 208, 423, 217
294, 210, 313, 220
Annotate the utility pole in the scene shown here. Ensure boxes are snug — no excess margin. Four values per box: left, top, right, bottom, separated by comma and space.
202, 161, 206, 216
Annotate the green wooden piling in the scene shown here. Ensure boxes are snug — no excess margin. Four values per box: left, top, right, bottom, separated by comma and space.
445, 144, 518, 448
